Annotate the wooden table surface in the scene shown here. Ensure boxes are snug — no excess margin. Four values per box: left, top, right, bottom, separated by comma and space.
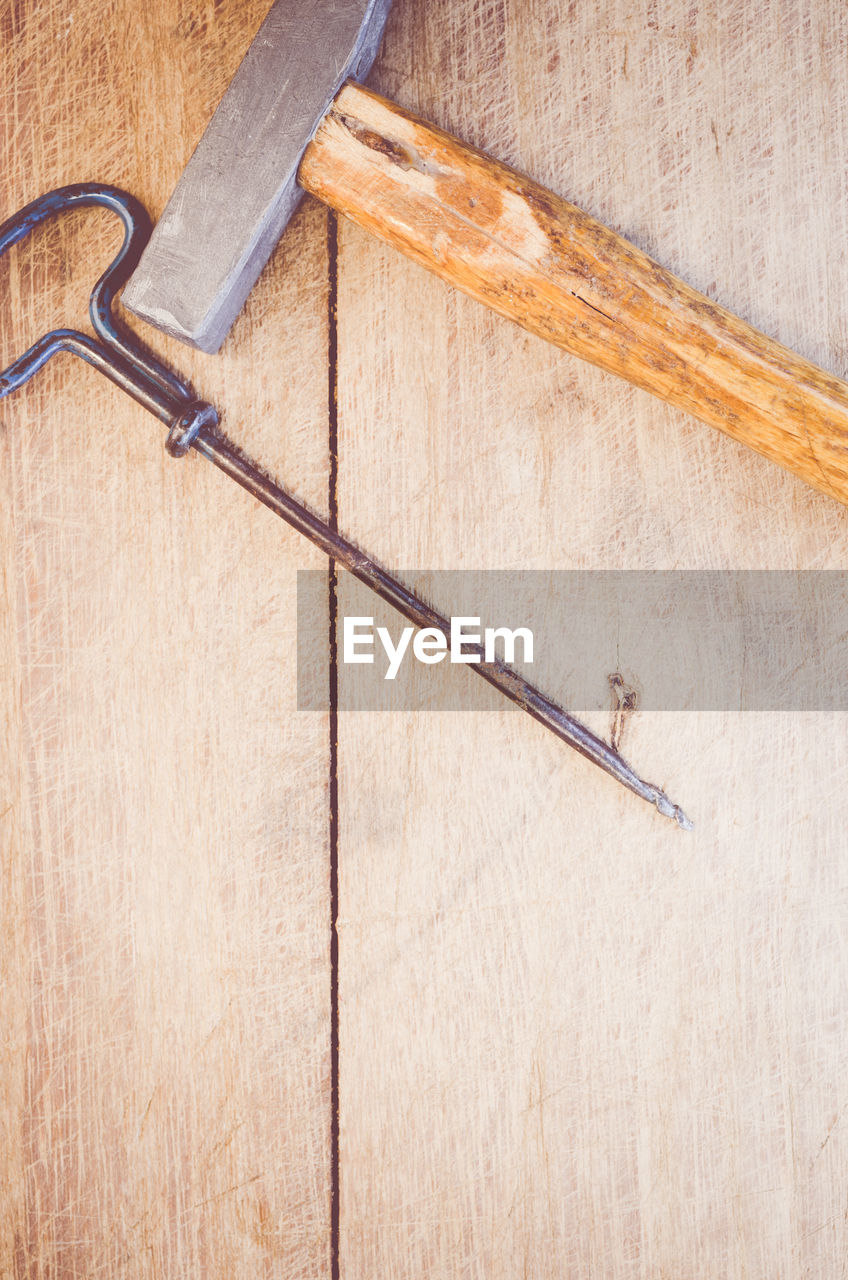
3, 1, 848, 1275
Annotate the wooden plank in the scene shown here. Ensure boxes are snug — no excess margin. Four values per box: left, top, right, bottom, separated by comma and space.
336, 0, 848, 1274
0, 2, 332, 1275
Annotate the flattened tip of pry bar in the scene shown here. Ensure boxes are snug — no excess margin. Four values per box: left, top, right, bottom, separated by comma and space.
654, 792, 694, 831
512, 682, 694, 828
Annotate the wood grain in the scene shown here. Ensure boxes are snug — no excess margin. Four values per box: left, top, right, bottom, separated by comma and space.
335, 0, 848, 1276
302, 80, 848, 508
6, 1, 848, 1278
0, 2, 332, 1275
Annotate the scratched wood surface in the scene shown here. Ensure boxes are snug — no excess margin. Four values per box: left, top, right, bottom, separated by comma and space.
0, 1, 332, 1275
4, 1, 848, 1278
336, 1, 848, 1276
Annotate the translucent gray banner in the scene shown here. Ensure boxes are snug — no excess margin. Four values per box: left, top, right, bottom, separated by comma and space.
297, 570, 848, 711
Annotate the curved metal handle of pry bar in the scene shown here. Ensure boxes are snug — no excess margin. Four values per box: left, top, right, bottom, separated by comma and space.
0, 182, 692, 827
0, 183, 216, 454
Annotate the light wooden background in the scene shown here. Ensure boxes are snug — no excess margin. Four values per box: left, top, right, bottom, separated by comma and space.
3, 1, 848, 1276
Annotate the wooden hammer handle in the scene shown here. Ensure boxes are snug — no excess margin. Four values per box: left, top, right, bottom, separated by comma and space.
300, 82, 848, 507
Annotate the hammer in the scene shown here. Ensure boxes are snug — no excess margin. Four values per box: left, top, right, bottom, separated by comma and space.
123, 0, 848, 509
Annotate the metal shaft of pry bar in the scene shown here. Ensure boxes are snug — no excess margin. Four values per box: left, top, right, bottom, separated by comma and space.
189, 422, 692, 829
0, 182, 690, 828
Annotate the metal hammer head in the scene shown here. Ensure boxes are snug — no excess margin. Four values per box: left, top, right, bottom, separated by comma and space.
122, 0, 392, 354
